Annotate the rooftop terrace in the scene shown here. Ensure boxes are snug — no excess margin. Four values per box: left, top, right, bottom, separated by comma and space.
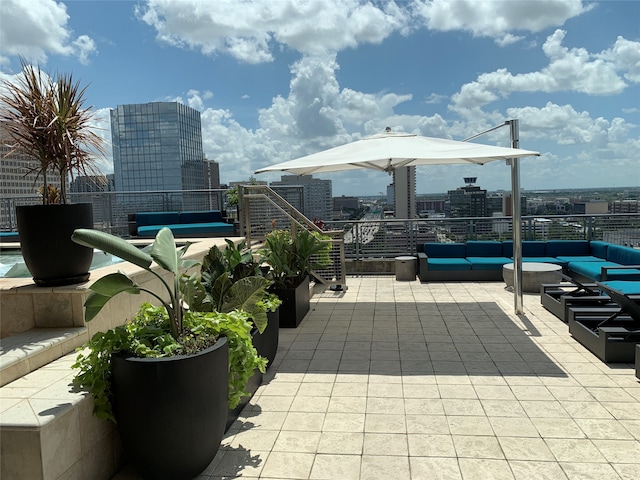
110, 275, 639, 480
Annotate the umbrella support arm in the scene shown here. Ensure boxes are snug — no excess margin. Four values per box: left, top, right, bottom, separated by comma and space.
465, 119, 524, 315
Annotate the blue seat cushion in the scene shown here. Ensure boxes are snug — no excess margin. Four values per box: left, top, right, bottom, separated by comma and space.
427, 258, 471, 271
556, 255, 606, 263
423, 243, 466, 258
545, 240, 590, 257
467, 257, 512, 270
137, 222, 233, 237
569, 261, 640, 282
521, 257, 566, 267
599, 281, 640, 295
466, 241, 503, 257
607, 244, 640, 265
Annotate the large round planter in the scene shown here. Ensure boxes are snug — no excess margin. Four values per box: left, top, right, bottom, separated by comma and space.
16, 203, 94, 286
111, 338, 229, 480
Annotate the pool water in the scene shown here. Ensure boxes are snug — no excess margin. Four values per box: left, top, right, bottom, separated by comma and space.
0, 250, 123, 278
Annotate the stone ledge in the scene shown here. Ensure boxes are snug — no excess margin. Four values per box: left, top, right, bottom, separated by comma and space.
0, 327, 88, 387
0, 351, 122, 480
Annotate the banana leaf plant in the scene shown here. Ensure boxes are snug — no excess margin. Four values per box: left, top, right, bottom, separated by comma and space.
71, 227, 199, 339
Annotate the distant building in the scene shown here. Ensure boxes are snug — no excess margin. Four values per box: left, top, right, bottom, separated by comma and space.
611, 199, 639, 214
572, 200, 609, 214
111, 102, 206, 211
270, 174, 332, 222
70, 175, 112, 193
446, 179, 487, 218
0, 122, 63, 229
334, 195, 359, 210
393, 166, 416, 218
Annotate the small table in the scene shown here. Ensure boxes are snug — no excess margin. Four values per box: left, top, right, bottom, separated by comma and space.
503, 262, 562, 293
395, 256, 416, 281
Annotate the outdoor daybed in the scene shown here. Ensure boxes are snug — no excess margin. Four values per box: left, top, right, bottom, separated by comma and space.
417, 240, 640, 283
129, 210, 234, 238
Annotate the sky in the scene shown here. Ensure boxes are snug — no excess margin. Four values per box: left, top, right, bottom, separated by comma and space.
1, 0, 639, 196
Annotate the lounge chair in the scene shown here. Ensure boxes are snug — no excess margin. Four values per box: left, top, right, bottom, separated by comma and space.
567, 282, 640, 363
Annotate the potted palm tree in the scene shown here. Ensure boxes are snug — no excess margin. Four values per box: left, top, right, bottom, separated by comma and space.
0, 59, 105, 286
71, 228, 266, 480
260, 228, 332, 327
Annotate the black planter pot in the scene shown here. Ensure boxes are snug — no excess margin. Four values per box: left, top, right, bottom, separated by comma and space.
272, 276, 310, 328
226, 329, 263, 431
16, 203, 94, 286
260, 308, 280, 367
111, 338, 229, 480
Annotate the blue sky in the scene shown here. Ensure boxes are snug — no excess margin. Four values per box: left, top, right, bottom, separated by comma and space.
1, 0, 638, 196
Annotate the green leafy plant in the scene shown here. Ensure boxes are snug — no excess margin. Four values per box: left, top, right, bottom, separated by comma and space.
260, 228, 333, 289
71, 227, 266, 421
0, 58, 106, 204
187, 239, 281, 334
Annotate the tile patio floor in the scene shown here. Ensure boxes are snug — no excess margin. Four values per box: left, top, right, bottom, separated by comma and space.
115, 276, 640, 480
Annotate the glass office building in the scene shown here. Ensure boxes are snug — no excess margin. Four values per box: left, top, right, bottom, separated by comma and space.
111, 102, 205, 211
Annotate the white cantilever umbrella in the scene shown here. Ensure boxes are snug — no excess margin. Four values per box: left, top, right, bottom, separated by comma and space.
255, 127, 540, 315
255, 130, 539, 175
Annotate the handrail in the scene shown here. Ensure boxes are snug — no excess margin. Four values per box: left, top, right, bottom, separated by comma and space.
239, 184, 346, 287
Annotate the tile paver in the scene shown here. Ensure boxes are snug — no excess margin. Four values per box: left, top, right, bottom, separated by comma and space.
112, 276, 640, 479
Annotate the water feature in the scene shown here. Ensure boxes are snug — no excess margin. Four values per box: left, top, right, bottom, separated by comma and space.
0, 249, 123, 278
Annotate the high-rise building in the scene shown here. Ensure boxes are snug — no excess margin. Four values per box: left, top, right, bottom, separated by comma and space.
270, 174, 332, 222
110, 102, 205, 210
393, 166, 416, 218
0, 123, 63, 229
446, 178, 487, 218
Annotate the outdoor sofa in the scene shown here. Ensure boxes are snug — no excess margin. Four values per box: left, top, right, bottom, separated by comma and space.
417, 240, 640, 283
129, 210, 234, 238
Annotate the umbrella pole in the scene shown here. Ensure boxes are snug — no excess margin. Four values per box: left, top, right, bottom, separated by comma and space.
509, 120, 524, 315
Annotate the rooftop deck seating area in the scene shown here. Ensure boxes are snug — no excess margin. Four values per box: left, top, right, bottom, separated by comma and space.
418, 240, 640, 283
128, 210, 235, 238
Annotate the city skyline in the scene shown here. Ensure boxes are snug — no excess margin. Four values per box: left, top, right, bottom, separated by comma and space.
1, 0, 638, 196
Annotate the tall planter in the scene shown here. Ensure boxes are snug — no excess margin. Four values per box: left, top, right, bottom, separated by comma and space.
16, 203, 94, 286
261, 308, 280, 367
272, 276, 310, 328
111, 338, 229, 480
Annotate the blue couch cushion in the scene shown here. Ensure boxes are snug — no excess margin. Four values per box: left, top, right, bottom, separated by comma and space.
556, 255, 605, 263
423, 243, 466, 258
502, 241, 547, 257
568, 261, 640, 282
607, 244, 640, 265
545, 240, 590, 257
138, 222, 234, 237
589, 241, 609, 259
599, 281, 640, 295
136, 212, 180, 226
467, 257, 512, 270
522, 257, 566, 267
427, 258, 471, 271
466, 241, 503, 257
179, 210, 224, 224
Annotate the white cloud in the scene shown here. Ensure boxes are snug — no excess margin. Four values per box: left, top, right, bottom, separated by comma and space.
412, 0, 592, 44
0, 0, 97, 64
451, 30, 638, 111
135, 0, 409, 62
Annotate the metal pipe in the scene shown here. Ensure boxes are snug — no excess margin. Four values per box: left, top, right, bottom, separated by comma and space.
509, 119, 524, 314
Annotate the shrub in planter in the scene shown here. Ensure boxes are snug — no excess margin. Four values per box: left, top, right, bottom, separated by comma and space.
71, 228, 266, 479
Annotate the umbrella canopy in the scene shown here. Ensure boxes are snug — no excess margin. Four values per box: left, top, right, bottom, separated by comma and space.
255, 131, 539, 175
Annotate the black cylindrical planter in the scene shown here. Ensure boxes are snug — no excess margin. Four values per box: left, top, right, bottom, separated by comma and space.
16, 203, 94, 286
111, 338, 229, 480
